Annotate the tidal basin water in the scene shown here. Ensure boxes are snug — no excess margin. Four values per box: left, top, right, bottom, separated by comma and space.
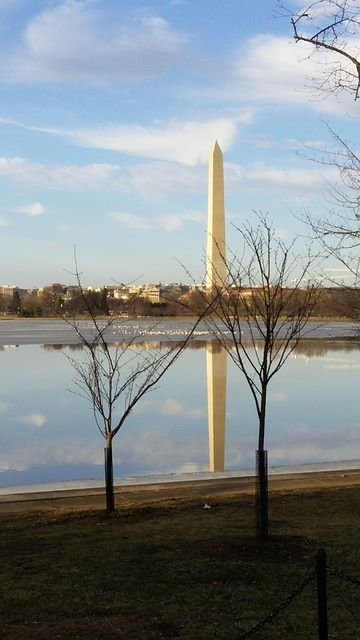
1, 319, 360, 489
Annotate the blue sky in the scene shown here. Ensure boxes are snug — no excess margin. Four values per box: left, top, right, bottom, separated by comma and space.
0, 0, 357, 287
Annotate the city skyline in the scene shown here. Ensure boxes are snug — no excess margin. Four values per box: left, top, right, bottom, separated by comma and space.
0, 1, 356, 287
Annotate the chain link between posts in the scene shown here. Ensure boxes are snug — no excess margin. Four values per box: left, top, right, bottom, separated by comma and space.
234, 570, 315, 639
327, 567, 360, 587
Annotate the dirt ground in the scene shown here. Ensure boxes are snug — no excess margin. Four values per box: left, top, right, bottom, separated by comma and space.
1, 468, 360, 514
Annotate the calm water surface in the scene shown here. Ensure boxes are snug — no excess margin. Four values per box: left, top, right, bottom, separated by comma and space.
0, 320, 360, 489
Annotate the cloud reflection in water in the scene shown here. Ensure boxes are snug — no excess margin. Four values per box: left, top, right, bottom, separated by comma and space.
0, 338, 359, 486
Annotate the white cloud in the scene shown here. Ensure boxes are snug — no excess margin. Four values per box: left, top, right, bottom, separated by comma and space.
269, 425, 360, 465
226, 161, 337, 193
119, 429, 206, 469
161, 398, 183, 415
233, 35, 305, 102
0, 156, 45, 182
0, 216, 8, 227
1, 2, 189, 84
57, 222, 71, 232
111, 211, 203, 232
324, 364, 360, 370
0, 114, 247, 165
67, 117, 241, 165
19, 412, 47, 428
324, 267, 353, 274
268, 391, 287, 403
137, 397, 205, 420
0, 430, 207, 476
0, 154, 206, 194
230, 34, 359, 115
290, 1, 351, 21
172, 462, 205, 474
0, 400, 10, 413
274, 227, 288, 239
0, 0, 23, 11
16, 201, 45, 216
250, 134, 327, 151
321, 356, 360, 370
126, 160, 206, 194
0, 155, 116, 187
0, 154, 336, 198
0, 439, 102, 472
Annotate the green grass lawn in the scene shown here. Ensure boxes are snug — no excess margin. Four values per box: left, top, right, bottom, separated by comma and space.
0, 488, 359, 639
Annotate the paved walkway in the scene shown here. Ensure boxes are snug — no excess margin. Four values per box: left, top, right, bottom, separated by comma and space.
1, 469, 360, 514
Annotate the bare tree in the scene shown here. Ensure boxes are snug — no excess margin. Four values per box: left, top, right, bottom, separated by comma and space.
204, 214, 318, 538
64, 266, 207, 512
279, 2, 360, 285
299, 125, 360, 262
281, 0, 360, 100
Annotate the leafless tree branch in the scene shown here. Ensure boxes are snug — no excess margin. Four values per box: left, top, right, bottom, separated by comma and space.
280, 0, 360, 99
194, 213, 319, 537
61, 256, 210, 511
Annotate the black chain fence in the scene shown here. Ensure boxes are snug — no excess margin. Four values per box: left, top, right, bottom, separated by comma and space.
327, 566, 360, 587
235, 569, 315, 639
232, 547, 360, 640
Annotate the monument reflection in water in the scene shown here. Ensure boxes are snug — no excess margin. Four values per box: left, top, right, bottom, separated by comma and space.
207, 343, 227, 472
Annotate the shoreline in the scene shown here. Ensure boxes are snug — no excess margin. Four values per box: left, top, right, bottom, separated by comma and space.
0, 314, 356, 322
1, 457, 360, 496
1, 461, 360, 514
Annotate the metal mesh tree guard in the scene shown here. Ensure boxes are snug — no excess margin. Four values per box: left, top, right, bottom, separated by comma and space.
256, 449, 268, 539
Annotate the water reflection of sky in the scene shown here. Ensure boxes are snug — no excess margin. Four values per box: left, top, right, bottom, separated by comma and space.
1, 339, 360, 487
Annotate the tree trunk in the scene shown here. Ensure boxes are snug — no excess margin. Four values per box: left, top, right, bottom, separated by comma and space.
104, 439, 115, 513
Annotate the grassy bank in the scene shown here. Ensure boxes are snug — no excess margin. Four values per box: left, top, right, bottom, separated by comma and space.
0, 487, 359, 639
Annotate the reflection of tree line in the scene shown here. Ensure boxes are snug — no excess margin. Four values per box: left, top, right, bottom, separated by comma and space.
43, 343, 82, 351
42, 340, 210, 352
42, 338, 360, 358
293, 339, 360, 358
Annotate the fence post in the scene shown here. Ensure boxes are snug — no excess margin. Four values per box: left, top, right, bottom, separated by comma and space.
316, 547, 328, 640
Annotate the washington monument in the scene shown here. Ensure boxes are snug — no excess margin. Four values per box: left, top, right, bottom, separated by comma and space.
206, 140, 227, 472
206, 140, 226, 288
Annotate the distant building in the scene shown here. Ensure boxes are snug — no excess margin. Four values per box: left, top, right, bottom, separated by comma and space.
0, 285, 16, 297
106, 285, 130, 300
0, 285, 26, 297
40, 283, 66, 296
127, 283, 162, 304
64, 286, 81, 300
162, 282, 189, 295
190, 283, 206, 292
141, 284, 161, 304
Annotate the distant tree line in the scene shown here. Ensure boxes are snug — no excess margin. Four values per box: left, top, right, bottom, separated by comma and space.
1, 285, 360, 320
